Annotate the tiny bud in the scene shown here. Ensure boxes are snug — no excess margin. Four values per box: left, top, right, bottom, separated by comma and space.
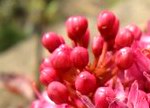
97, 10, 119, 41
70, 46, 89, 69
94, 87, 115, 108
39, 57, 52, 72
126, 24, 142, 40
115, 47, 134, 69
42, 32, 64, 53
47, 81, 69, 104
115, 28, 134, 49
40, 68, 59, 86
92, 35, 104, 57
75, 71, 97, 95
97, 10, 115, 30
51, 45, 72, 71
66, 16, 88, 41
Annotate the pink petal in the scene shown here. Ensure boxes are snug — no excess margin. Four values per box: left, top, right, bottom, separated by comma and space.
109, 100, 128, 108
127, 81, 138, 107
135, 90, 149, 108
114, 78, 126, 102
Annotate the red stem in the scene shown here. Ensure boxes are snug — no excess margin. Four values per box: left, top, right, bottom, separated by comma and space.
97, 42, 108, 68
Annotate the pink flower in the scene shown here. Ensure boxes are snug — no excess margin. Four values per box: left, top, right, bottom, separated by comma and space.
31, 11, 150, 108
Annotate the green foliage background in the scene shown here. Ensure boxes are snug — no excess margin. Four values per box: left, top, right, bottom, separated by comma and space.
0, 0, 61, 52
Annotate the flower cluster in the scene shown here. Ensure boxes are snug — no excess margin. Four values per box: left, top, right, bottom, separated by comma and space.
31, 10, 150, 108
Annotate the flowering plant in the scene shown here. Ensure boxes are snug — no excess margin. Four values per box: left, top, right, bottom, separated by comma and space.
31, 10, 150, 108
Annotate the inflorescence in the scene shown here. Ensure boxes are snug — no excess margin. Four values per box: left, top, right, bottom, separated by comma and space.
31, 10, 150, 108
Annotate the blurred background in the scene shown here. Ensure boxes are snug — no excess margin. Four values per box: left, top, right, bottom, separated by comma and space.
0, 0, 150, 107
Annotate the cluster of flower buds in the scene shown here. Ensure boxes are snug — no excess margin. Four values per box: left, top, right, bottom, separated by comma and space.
31, 10, 150, 108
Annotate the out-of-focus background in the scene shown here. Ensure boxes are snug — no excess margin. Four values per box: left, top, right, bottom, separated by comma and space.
0, 0, 150, 107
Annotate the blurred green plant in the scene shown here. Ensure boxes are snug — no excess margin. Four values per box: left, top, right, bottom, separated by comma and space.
0, 0, 60, 52
0, 22, 26, 52
0, 0, 26, 52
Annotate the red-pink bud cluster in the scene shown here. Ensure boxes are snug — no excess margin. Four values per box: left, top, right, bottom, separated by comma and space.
31, 10, 150, 108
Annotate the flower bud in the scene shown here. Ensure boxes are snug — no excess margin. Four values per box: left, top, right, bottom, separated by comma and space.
47, 81, 69, 104
115, 47, 134, 69
40, 68, 59, 86
51, 45, 72, 71
42, 32, 64, 53
94, 87, 115, 108
75, 71, 97, 95
97, 10, 119, 41
70, 46, 89, 69
115, 28, 134, 49
92, 35, 104, 57
39, 57, 52, 72
66, 16, 88, 41
126, 24, 142, 40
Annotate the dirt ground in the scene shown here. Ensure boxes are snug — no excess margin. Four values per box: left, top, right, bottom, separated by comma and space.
0, 0, 150, 107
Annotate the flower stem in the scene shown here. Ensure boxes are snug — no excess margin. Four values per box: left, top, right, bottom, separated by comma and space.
97, 42, 108, 68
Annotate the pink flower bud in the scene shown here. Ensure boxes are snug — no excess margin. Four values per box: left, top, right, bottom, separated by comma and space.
75, 71, 97, 95
126, 24, 142, 40
70, 46, 89, 69
94, 87, 115, 108
92, 35, 104, 57
39, 57, 52, 72
97, 10, 119, 41
51, 45, 72, 71
115, 28, 134, 49
66, 16, 88, 41
115, 47, 134, 69
42, 32, 64, 53
40, 68, 59, 86
47, 81, 69, 104
97, 10, 115, 30
34, 10, 150, 108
